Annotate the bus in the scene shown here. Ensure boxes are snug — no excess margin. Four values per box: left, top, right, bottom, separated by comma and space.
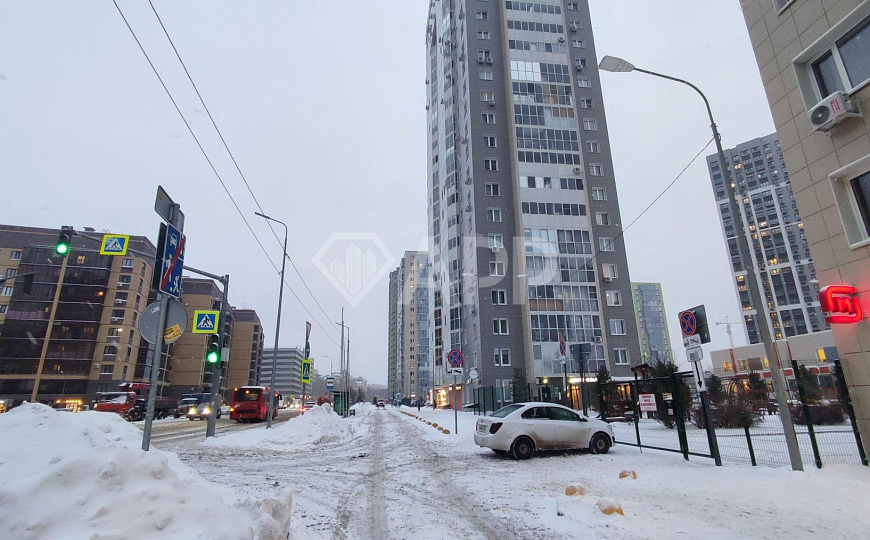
229, 386, 279, 423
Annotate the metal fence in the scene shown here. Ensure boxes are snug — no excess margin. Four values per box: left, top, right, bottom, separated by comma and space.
598, 359, 868, 469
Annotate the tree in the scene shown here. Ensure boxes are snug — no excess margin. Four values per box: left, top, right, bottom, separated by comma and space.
596, 367, 611, 385
797, 365, 820, 401
355, 386, 365, 404
706, 373, 725, 405
512, 368, 530, 402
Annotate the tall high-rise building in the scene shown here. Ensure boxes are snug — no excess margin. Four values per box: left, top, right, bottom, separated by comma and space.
630, 282, 673, 365
387, 269, 399, 399
389, 251, 429, 402
706, 133, 826, 344
426, 0, 640, 405
737, 0, 870, 448
260, 347, 302, 398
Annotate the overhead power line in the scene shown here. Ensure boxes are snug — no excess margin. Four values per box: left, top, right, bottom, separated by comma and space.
110, 0, 340, 347
146, 0, 339, 332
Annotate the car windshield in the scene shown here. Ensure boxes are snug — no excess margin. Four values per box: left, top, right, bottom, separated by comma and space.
490, 404, 523, 418
97, 393, 128, 404
234, 388, 262, 402
180, 398, 198, 405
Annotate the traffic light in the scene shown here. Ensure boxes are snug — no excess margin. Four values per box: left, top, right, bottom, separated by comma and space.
205, 334, 222, 364
55, 226, 73, 256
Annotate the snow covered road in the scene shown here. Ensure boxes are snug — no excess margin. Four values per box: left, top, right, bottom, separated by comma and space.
160, 404, 870, 540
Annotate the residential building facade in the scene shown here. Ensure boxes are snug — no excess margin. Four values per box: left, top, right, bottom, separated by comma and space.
0, 225, 156, 410
387, 269, 399, 399
393, 251, 429, 402
706, 133, 826, 344
259, 347, 302, 399
738, 0, 870, 445
630, 282, 673, 365
426, 0, 640, 405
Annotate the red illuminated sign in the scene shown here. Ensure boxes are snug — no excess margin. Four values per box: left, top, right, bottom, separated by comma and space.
819, 285, 863, 324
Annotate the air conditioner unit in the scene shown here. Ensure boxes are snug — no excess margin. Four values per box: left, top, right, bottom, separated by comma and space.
575, 65, 583, 71
490, 246, 501, 253
488, 99, 496, 106
558, 36, 565, 43
459, 54, 465, 61
594, 336, 603, 343
477, 58, 485, 64
604, 276, 613, 282
570, 25, 578, 32
465, 178, 472, 185
93, 363, 100, 369
446, 72, 452, 79
573, 167, 582, 174
485, 58, 493, 64
808, 91, 860, 132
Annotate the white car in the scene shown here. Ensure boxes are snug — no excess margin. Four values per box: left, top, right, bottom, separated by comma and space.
474, 402, 615, 460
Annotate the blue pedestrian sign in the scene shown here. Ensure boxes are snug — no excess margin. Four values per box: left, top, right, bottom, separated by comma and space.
192, 310, 220, 334
159, 224, 185, 298
100, 234, 130, 256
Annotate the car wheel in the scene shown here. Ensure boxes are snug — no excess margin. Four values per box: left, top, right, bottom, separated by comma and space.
590, 433, 611, 454
217, 410, 222, 419
511, 436, 535, 460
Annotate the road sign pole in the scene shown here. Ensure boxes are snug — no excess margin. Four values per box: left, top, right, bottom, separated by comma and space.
454, 374, 458, 435
142, 293, 169, 451
206, 275, 229, 438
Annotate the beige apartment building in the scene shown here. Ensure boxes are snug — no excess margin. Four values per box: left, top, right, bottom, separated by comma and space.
739, 0, 870, 445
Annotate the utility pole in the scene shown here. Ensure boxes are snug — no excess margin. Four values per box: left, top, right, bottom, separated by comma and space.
346, 329, 351, 414
336, 309, 347, 416
716, 316, 742, 384
32, 254, 69, 403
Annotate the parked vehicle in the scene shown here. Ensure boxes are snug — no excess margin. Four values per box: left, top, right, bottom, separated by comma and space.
229, 386, 279, 423
473, 402, 614, 460
376, 398, 386, 408
301, 401, 317, 414
94, 383, 177, 421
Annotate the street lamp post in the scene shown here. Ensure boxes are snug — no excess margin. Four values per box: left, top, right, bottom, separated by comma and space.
255, 212, 288, 429
599, 55, 801, 470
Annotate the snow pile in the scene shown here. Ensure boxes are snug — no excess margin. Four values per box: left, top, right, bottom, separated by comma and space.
204, 403, 354, 450
0, 404, 291, 540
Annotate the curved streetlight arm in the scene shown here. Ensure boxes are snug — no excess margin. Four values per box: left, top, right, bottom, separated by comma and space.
631, 67, 715, 128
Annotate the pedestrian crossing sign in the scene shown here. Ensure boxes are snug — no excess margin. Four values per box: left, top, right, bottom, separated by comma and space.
192, 310, 220, 334
100, 234, 130, 256
301, 359, 313, 384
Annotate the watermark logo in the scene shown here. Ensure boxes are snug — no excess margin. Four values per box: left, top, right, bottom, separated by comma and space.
313, 233, 396, 307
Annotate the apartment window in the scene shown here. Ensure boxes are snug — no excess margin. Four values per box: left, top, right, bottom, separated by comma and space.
482, 113, 496, 124
483, 135, 497, 147
480, 90, 495, 102
578, 99, 593, 110
795, 7, 870, 107
479, 69, 494, 81
494, 348, 511, 366
111, 309, 125, 321
0, 304, 7, 314
609, 319, 626, 335
484, 159, 498, 171
125, 347, 132, 362
108, 327, 121, 337
603, 263, 618, 279
5, 268, 18, 277
488, 233, 504, 249
492, 289, 507, 305
582, 118, 597, 131
595, 212, 611, 226
103, 345, 118, 356
478, 49, 491, 62
10, 250, 22, 260
100, 364, 115, 375
828, 155, 870, 247
121, 258, 134, 268
493, 319, 509, 335
567, 2, 579, 9
122, 365, 128, 378
485, 182, 500, 196
586, 141, 600, 153
589, 164, 603, 176
114, 292, 128, 305
598, 237, 614, 252
486, 208, 502, 222
851, 171, 870, 239
577, 77, 591, 88
773, 0, 795, 14
476, 11, 488, 20
477, 30, 490, 39
0, 286, 12, 296
118, 275, 132, 285
490, 261, 506, 276
572, 39, 585, 49
606, 290, 622, 306
613, 348, 630, 365
591, 188, 607, 201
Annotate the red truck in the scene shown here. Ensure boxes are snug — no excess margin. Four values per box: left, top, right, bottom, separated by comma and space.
94, 383, 178, 421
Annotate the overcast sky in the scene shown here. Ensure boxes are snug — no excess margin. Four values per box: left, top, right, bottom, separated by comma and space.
0, 1, 773, 384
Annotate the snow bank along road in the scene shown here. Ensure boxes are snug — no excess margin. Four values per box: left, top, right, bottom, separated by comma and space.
145, 410, 297, 445
164, 405, 870, 540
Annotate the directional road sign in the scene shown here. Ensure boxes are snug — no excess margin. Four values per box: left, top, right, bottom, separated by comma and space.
192, 310, 220, 334
691, 361, 707, 393
100, 234, 130, 256
447, 349, 463, 368
301, 358, 313, 383
159, 223, 185, 298
326, 376, 334, 391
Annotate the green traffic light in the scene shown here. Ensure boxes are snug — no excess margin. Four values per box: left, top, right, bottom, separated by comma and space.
206, 351, 219, 364
55, 243, 69, 255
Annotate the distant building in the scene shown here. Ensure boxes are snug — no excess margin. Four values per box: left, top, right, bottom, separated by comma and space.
259, 347, 303, 398
630, 283, 673, 365
387, 269, 399, 399
705, 133, 826, 344
389, 251, 429, 401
